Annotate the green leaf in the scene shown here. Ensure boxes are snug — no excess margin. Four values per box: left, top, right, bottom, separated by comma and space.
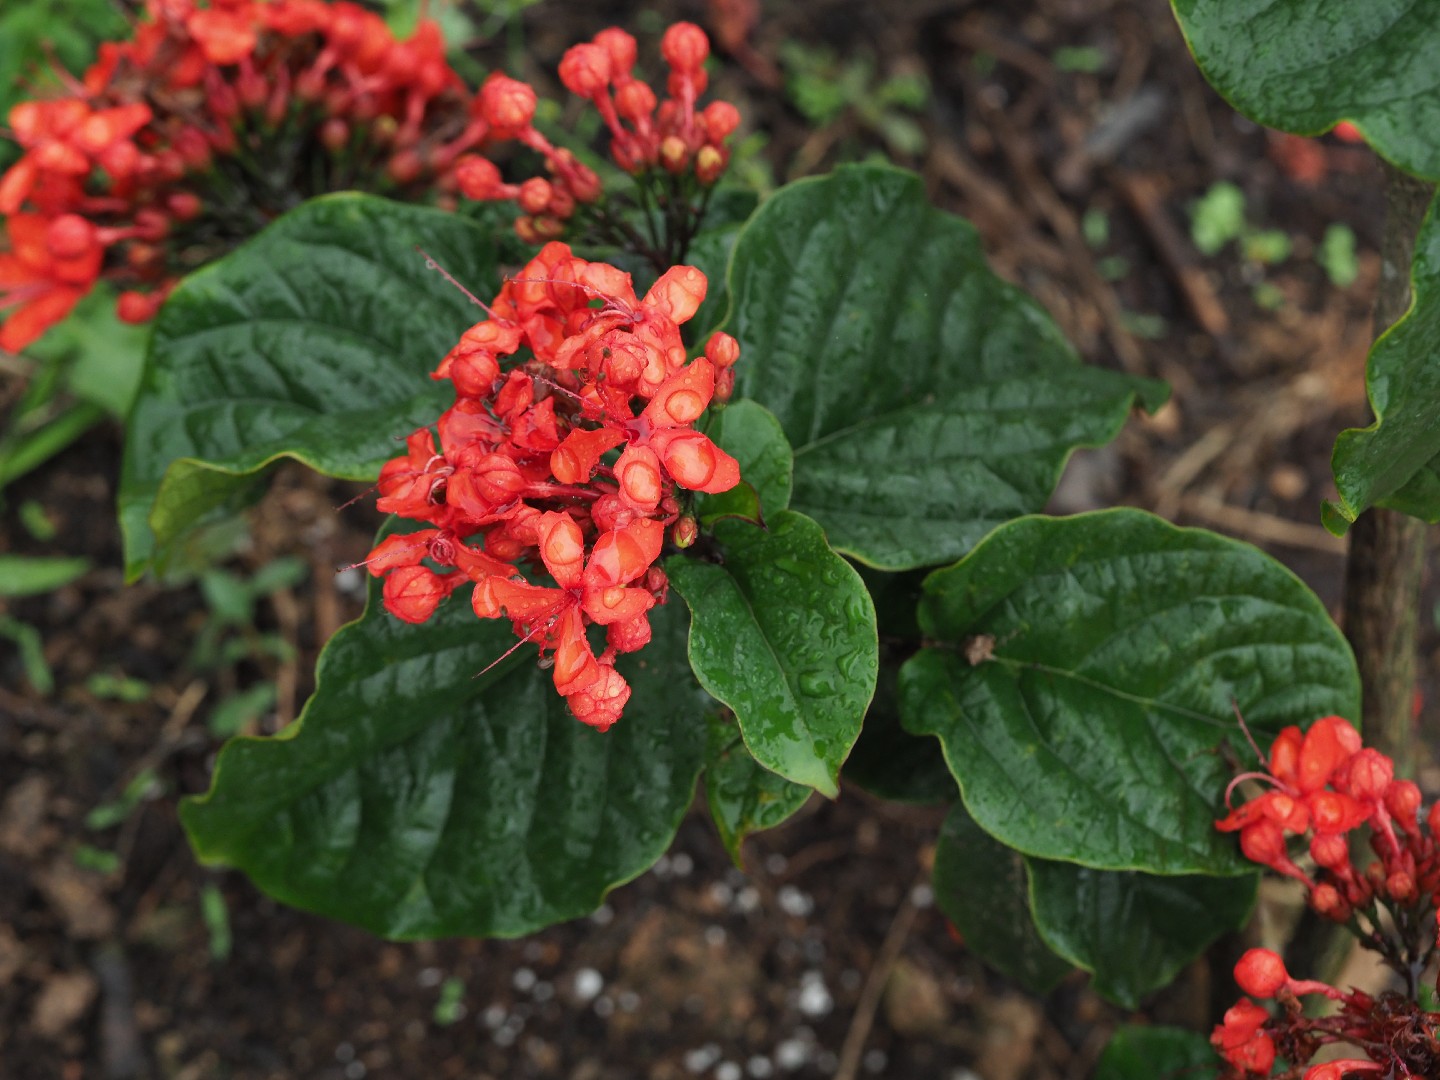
1027, 859, 1256, 1008
667, 510, 878, 797
1171, 0, 1440, 180
0, 555, 90, 597
697, 398, 794, 525
932, 804, 1072, 995
704, 719, 813, 863
900, 509, 1360, 874
1095, 1025, 1219, 1080
119, 194, 501, 579
181, 560, 708, 939
1324, 193, 1440, 532
726, 164, 1165, 570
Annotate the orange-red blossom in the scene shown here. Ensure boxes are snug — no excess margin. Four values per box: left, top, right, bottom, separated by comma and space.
364, 242, 741, 731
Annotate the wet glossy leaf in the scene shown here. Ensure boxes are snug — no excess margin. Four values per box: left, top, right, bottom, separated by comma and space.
901, 509, 1360, 873
119, 194, 500, 579
705, 719, 813, 863
726, 164, 1165, 570
1172, 0, 1440, 180
1095, 1025, 1218, 1080
668, 510, 878, 797
1027, 859, 1256, 1008
932, 804, 1071, 995
182, 560, 708, 938
1323, 194, 1440, 532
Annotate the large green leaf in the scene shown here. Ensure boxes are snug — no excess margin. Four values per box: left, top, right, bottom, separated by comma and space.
667, 510, 878, 797
182, 566, 708, 939
900, 509, 1360, 874
1171, 0, 1440, 181
1027, 859, 1255, 1008
704, 718, 813, 863
725, 164, 1165, 570
119, 194, 501, 579
932, 804, 1072, 996
1323, 193, 1440, 533
1095, 1025, 1219, 1080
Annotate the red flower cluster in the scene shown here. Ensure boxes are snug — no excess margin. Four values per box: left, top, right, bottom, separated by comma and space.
454, 23, 741, 260
1217, 716, 1432, 923
1213, 948, 1436, 1079
364, 242, 742, 732
1, 0, 487, 352
1214, 716, 1440, 1078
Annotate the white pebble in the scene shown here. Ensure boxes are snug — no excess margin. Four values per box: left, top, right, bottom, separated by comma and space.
747, 1057, 775, 1079
910, 883, 934, 908
777, 886, 813, 917
716, 1063, 742, 1080
512, 967, 536, 992
594, 995, 615, 1017
572, 968, 604, 1003
863, 1049, 887, 1073
684, 1044, 721, 1073
774, 1039, 809, 1071
704, 925, 727, 946
416, 968, 442, 988
671, 852, 694, 876
481, 1005, 506, 1030
797, 972, 832, 1018
590, 904, 614, 926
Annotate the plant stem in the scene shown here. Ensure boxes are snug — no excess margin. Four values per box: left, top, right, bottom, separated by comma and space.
1342, 165, 1434, 773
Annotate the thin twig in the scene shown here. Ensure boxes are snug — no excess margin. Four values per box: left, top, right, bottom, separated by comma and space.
834, 872, 924, 1080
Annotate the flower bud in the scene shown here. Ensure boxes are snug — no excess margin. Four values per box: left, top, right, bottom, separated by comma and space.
694, 144, 727, 185
1342, 748, 1393, 800
1384, 779, 1421, 830
1233, 948, 1287, 998
320, 117, 350, 152
659, 134, 689, 173
1309, 882, 1347, 920
714, 365, 735, 403
478, 72, 537, 135
660, 22, 709, 72
701, 100, 741, 141
1385, 869, 1417, 903
518, 177, 552, 214
455, 155, 504, 200
559, 43, 611, 98
46, 214, 98, 260
593, 28, 637, 77
116, 289, 164, 324
671, 515, 698, 548
1309, 831, 1349, 870
167, 191, 203, 221
615, 80, 657, 123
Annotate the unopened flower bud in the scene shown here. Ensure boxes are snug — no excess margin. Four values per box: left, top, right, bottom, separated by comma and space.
615, 80, 657, 123
46, 214, 97, 260
714, 366, 735, 403
1385, 780, 1422, 829
514, 216, 541, 244
532, 215, 565, 240
387, 149, 423, 185
701, 100, 741, 141
166, 191, 203, 221
1309, 832, 1348, 869
1233, 948, 1287, 998
1385, 870, 1417, 903
659, 134, 689, 173
1309, 882, 1347, 920
518, 177, 552, 214
661, 22, 709, 72
593, 28, 637, 76
671, 516, 699, 548
116, 289, 164, 324
559, 43, 611, 98
455, 155, 504, 200
478, 72, 536, 135
320, 117, 350, 152
694, 144, 727, 185
1343, 748, 1393, 800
